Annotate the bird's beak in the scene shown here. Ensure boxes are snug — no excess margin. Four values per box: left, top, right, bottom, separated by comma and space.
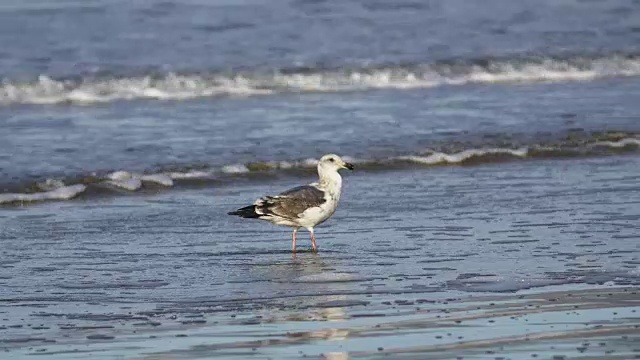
344, 162, 354, 170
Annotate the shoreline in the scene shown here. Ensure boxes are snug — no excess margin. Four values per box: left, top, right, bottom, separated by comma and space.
2, 285, 638, 359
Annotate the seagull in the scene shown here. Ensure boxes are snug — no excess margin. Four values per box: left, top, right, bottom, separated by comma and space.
228, 154, 354, 253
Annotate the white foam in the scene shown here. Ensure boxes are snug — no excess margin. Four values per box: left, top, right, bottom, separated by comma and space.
458, 64, 597, 84
140, 174, 174, 186
592, 138, 640, 148
66, 89, 105, 104
36, 179, 66, 191
277, 161, 295, 169
400, 147, 529, 165
106, 171, 174, 189
107, 171, 133, 181
107, 178, 142, 191
105, 171, 141, 190
302, 158, 319, 167
3, 55, 639, 106
0, 184, 86, 204
167, 170, 212, 179
221, 164, 250, 174
0, 73, 272, 106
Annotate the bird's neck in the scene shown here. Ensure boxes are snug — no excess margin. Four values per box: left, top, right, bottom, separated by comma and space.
318, 168, 342, 197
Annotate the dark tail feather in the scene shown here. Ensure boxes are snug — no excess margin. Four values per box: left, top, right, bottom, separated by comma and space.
228, 205, 261, 218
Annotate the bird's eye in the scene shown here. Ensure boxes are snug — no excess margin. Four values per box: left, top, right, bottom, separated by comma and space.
329, 158, 335, 162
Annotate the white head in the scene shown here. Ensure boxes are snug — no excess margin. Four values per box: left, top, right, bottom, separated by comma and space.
318, 154, 354, 174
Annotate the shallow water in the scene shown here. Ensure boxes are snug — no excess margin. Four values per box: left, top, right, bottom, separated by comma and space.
2, 77, 640, 200
2, 155, 639, 358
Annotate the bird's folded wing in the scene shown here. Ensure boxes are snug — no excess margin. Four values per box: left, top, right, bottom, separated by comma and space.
257, 185, 326, 219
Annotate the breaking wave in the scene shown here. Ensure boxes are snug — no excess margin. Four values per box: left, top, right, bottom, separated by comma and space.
2, 52, 640, 106
1, 133, 639, 205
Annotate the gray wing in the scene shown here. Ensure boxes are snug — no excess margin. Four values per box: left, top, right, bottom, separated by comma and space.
256, 185, 326, 219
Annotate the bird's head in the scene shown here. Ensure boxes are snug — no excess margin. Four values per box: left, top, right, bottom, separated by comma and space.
318, 154, 354, 172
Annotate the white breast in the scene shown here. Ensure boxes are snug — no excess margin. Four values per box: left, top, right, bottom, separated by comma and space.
297, 166, 343, 229
298, 189, 340, 228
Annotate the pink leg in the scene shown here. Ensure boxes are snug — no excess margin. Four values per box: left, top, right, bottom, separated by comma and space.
311, 231, 317, 252
292, 228, 298, 253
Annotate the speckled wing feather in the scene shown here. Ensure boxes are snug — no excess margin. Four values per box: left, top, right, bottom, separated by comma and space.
258, 185, 326, 219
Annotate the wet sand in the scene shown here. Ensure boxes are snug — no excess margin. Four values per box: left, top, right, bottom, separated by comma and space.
1, 286, 638, 359
1, 155, 639, 359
